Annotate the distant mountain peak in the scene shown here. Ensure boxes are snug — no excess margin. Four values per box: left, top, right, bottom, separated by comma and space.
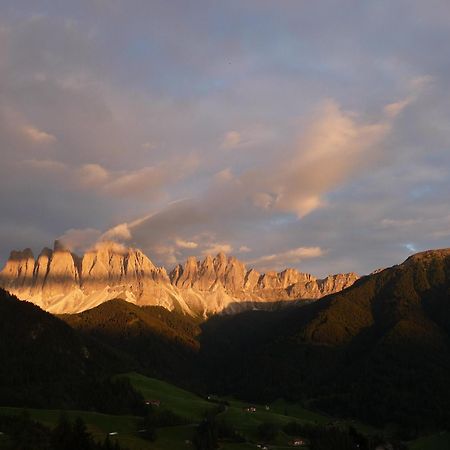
0, 242, 359, 316
404, 248, 450, 265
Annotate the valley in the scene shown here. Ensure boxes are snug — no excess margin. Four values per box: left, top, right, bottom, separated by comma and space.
1, 248, 450, 449
1, 373, 448, 450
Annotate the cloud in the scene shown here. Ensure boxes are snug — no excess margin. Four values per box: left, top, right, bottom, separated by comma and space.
404, 243, 418, 253
21, 125, 56, 144
22, 159, 67, 172
175, 238, 198, 249
95, 96, 412, 269
103, 166, 166, 198
384, 98, 412, 118
250, 99, 391, 217
58, 228, 102, 252
221, 125, 275, 151
22, 157, 195, 201
142, 141, 157, 150
152, 244, 179, 266
222, 131, 242, 149
93, 240, 129, 255
248, 246, 324, 270
101, 223, 132, 242
78, 163, 109, 187
78, 163, 172, 198
1, 2, 450, 278
202, 243, 233, 256
214, 168, 234, 183
384, 77, 432, 118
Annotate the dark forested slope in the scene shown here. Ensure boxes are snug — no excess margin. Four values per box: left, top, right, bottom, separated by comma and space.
0, 289, 143, 413
200, 249, 450, 432
60, 299, 201, 385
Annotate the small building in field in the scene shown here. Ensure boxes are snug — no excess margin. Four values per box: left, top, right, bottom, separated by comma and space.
289, 438, 306, 446
243, 405, 257, 413
145, 399, 161, 407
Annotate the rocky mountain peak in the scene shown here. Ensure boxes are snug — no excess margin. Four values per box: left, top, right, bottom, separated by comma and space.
53, 239, 69, 252
43, 242, 80, 298
404, 248, 450, 266
0, 248, 35, 291
214, 252, 228, 266
1, 242, 360, 315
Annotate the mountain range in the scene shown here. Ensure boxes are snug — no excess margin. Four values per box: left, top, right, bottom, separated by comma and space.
1, 247, 450, 433
0, 240, 358, 315
200, 248, 450, 431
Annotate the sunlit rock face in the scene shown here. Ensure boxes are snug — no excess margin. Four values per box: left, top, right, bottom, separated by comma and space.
0, 248, 35, 294
0, 242, 359, 316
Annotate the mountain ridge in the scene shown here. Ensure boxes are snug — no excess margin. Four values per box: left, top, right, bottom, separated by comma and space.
2, 248, 450, 431
0, 240, 358, 315
199, 246, 450, 430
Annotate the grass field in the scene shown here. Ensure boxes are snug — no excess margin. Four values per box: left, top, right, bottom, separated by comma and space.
119, 372, 213, 421
122, 372, 333, 449
408, 431, 450, 450
0, 373, 331, 449
0, 373, 442, 449
0, 406, 151, 450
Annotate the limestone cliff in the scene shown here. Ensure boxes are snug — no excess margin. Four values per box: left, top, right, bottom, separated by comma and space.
0, 242, 359, 316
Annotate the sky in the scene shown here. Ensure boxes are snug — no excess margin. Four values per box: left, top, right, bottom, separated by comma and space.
1, 0, 450, 276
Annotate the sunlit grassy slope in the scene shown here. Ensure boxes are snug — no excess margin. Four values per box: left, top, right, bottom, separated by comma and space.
121, 372, 332, 448
120, 372, 212, 421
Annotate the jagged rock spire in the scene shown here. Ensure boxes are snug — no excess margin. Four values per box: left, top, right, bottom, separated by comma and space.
0, 242, 359, 315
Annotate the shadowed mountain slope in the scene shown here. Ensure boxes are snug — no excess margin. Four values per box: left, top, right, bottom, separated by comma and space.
199, 249, 450, 432
60, 299, 201, 385
3, 248, 450, 433
0, 288, 144, 414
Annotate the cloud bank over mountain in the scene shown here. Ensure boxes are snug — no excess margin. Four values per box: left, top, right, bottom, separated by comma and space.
1, 1, 450, 276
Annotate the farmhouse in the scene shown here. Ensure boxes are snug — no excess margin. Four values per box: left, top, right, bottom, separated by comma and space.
289, 438, 306, 446
145, 399, 161, 407
243, 405, 257, 412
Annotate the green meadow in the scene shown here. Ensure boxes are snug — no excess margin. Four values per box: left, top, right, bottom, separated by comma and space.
0, 372, 444, 449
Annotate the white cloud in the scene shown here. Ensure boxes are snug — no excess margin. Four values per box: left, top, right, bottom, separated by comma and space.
175, 238, 198, 249
101, 223, 132, 241
58, 227, 102, 252
202, 243, 233, 256
93, 240, 129, 255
